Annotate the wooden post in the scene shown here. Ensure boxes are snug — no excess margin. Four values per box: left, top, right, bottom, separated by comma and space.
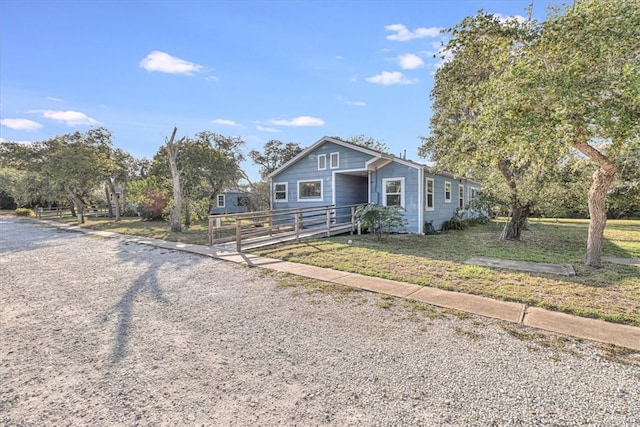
208, 216, 213, 246
295, 210, 301, 242
326, 207, 331, 237
236, 218, 242, 252
351, 206, 356, 235
269, 211, 273, 236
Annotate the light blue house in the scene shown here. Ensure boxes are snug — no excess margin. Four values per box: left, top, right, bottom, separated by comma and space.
210, 188, 251, 215
268, 136, 482, 233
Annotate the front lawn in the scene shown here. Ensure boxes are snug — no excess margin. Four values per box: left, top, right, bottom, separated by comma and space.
252, 219, 640, 326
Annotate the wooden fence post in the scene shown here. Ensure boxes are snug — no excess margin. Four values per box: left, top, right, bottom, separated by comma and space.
295, 210, 301, 242
351, 206, 356, 234
208, 216, 213, 246
326, 207, 331, 237
236, 218, 242, 252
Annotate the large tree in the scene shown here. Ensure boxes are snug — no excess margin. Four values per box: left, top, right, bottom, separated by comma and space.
150, 130, 246, 228
527, 0, 640, 266
421, 0, 639, 265
419, 12, 556, 240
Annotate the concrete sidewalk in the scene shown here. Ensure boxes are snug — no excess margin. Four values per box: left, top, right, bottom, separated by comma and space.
33, 219, 640, 351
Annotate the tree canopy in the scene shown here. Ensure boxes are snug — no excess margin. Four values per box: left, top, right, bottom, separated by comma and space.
420, 0, 639, 266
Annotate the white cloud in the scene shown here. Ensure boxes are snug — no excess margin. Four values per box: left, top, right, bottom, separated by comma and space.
30, 110, 102, 126
212, 118, 240, 127
365, 71, 417, 85
338, 96, 366, 107
47, 97, 63, 102
494, 13, 528, 24
385, 24, 441, 41
256, 125, 281, 133
139, 50, 204, 75
268, 116, 325, 127
0, 118, 43, 131
0, 137, 34, 144
397, 53, 424, 70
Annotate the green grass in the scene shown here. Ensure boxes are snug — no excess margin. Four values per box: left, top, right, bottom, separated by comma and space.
252, 219, 640, 326
44, 216, 212, 245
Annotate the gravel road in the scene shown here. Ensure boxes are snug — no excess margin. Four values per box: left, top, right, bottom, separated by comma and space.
1, 218, 639, 426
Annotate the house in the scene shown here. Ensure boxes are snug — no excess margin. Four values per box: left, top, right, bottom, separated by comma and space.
268, 136, 482, 233
210, 188, 251, 215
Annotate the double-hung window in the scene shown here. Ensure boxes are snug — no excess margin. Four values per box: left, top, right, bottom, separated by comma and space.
298, 180, 322, 201
216, 194, 225, 208
330, 152, 339, 169
459, 185, 465, 209
425, 178, 434, 211
444, 181, 452, 203
273, 182, 288, 202
318, 154, 327, 170
383, 177, 404, 207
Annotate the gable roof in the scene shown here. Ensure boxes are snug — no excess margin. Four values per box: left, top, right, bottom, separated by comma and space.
268, 136, 420, 178
267, 135, 482, 185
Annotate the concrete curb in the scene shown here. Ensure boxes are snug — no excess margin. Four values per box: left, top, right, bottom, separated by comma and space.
23, 218, 640, 351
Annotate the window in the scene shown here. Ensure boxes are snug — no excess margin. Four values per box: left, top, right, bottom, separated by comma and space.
298, 180, 322, 201
425, 178, 434, 211
318, 154, 327, 170
470, 188, 478, 201
216, 194, 225, 208
383, 177, 404, 207
273, 182, 288, 202
459, 185, 464, 209
444, 181, 452, 203
330, 152, 339, 169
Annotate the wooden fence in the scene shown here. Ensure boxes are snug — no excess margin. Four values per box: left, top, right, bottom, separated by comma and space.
208, 204, 365, 252
36, 205, 111, 219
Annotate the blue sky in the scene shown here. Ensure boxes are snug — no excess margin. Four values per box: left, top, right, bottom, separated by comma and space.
1, 0, 562, 181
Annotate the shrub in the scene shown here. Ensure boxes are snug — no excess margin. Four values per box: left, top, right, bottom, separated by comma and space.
355, 204, 407, 241
15, 207, 34, 217
139, 186, 169, 220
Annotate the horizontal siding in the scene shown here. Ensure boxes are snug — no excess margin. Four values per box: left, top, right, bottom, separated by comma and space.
271, 141, 374, 211
423, 175, 483, 230
371, 163, 420, 233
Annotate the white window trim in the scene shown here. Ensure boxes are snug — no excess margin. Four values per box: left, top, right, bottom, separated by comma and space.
459, 184, 465, 209
216, 194, 225, 208
330, 152, 339, 169
273, 182, 288, 202
318, 154, 327, 170
444, 181, 452, 203
382, 177, 405, 208
425, 177, 434, 211
297, 179, 323, 202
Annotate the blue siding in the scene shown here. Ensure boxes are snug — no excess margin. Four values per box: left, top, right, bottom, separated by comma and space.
210, 192, 250, 215
422, 174, 482, 230
370, 163, 420, 233
271, 141, 375, 211
270, 138, 483, 235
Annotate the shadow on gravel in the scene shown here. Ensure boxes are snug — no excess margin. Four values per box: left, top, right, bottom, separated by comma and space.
102, 243, 200, 364
0, 218, 78, 255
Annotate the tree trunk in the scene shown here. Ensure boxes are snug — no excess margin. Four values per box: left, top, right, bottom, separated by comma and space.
500, 204, 530, 241
68, 197, 76, 216
585, 167, 616, 267
184, 198, 191, 228
105, 184, 114, 217
166, 127, 183, 233
66, 188, 85, 224
106, 178, 121, 222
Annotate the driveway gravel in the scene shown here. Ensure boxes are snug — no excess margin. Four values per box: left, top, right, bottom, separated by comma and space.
1, 218, 639, 426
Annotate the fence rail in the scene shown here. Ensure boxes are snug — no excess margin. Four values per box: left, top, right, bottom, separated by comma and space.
208, 204, 365, 252
36, 205, 112, 219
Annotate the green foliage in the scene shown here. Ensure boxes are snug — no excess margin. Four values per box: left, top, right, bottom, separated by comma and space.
355, 204, 407, 241
14, 207, 34, 217
126, 177, 169, 220
249, 140, 303, 179
333, 134, 390, 153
